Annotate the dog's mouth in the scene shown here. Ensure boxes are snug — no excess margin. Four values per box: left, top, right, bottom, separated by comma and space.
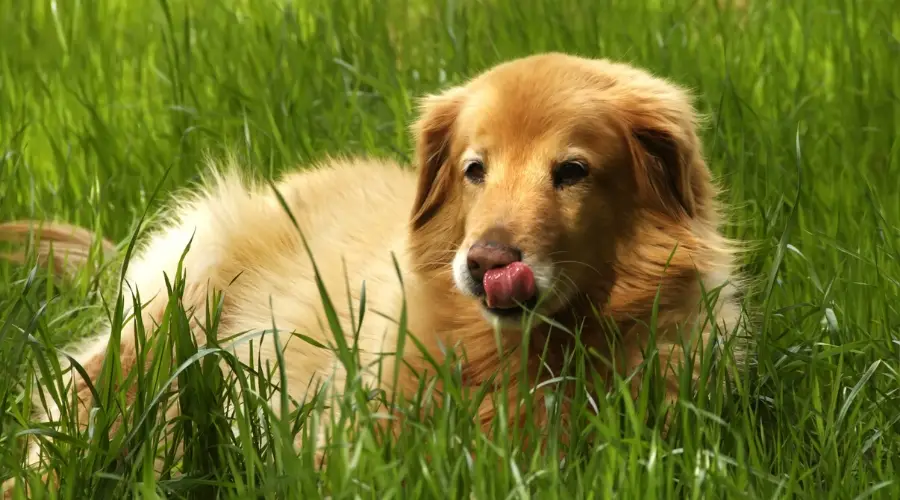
472, 261, 540, 318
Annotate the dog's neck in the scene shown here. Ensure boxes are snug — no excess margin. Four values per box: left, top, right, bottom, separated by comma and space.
403, 259, 732, 388
399, 272, 613, 387
396, 246, 739, 432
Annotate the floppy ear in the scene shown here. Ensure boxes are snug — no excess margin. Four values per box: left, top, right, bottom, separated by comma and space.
624, 92, 712, 221
409, 86, 466, 230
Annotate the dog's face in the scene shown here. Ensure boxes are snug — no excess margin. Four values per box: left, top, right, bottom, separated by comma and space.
408, 53, 713, 326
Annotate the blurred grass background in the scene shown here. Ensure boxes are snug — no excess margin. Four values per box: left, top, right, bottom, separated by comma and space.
1, 0, 899, 497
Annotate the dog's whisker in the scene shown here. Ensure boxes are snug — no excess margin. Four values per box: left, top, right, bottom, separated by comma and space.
551, 272, 581, 306
553, 260, 605, 279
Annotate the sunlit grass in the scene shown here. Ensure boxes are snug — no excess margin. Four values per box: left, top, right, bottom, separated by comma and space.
1, 0, 899, 497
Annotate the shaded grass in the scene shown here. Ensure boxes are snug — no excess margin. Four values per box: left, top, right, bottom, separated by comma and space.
1, 0, 899, 497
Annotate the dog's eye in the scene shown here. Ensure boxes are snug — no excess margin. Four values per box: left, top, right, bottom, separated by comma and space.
463, 159, 486, 185
552, 160, 589, 188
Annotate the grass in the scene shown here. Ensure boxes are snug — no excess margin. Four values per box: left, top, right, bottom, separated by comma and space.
1, 0, 899, 497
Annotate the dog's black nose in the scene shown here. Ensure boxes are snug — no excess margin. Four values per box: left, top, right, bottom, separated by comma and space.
466, 241, 522, 283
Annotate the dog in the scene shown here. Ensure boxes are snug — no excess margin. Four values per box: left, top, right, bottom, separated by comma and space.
1, 52, 745, 493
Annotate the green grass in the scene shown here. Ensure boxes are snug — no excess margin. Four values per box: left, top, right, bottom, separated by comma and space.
1, 0, 899, 497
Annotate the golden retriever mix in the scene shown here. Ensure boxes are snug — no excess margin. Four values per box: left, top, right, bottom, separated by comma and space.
1, 52, 744, 487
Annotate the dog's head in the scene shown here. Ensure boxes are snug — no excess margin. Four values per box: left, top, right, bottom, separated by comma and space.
408, 53, 717, 326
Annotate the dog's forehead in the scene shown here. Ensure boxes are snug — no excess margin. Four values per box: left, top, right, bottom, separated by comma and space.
457, 76, 618, 153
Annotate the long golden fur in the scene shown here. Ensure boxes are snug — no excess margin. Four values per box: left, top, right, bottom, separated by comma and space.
1, 52, 745, 493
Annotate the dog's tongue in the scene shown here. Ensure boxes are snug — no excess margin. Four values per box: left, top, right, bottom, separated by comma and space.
483, 262, 537, 309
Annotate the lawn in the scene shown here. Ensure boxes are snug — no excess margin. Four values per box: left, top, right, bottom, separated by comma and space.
1, 0, 899, 498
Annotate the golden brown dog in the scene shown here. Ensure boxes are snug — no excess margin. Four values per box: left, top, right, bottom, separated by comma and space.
1, 52, 744, 493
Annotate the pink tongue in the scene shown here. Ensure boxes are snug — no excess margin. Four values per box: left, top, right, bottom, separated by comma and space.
483, 262, 537, 309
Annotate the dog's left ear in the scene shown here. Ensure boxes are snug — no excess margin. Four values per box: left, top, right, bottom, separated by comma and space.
624, 90, 713, 221
409, 86, 466, 230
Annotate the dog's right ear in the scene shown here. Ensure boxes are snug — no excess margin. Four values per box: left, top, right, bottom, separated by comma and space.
410, 86, 466, 230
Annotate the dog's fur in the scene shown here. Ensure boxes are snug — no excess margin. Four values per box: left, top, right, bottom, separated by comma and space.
1, 52, 745, 492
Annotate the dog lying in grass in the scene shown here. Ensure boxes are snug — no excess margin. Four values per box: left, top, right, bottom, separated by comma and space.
1, 52, 746, 493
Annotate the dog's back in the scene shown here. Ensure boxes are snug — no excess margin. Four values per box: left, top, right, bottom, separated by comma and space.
0, 156, 421, 475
